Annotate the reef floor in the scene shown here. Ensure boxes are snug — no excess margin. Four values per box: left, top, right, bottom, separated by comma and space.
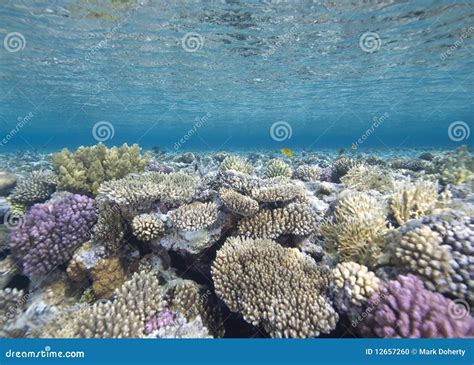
0, 146, 473, 338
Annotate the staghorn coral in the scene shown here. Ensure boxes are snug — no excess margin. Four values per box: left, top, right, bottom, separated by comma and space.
293, 165, 321, 182
9, 193, 97, 277
265, 159, 292, 178
331, 261, 380, 313
390, 179, 440, 226
220, 155, 254, 175
321, 192, 389, 267
169, 202, 218, 231
238, 203, 319, 239
358, 275, 474, 338
52, 143, 149, 195
9, 171, 57, 205
212, 237, 338, 338
74, 271, 166, 338
219, 188, 258, 216
341, 164, 393, 193
132, 213, 165, 241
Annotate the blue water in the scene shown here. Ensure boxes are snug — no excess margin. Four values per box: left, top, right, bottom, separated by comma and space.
0, 1, 473, 151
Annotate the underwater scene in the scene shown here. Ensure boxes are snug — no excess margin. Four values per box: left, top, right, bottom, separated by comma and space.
0, 0, 473, 341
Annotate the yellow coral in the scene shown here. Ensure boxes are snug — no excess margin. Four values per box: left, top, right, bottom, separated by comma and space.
52, 143, 149, 194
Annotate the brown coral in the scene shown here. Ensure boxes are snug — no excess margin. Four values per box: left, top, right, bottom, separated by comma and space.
219, 188, 259, 216
132, 213, 165, 241
169, 202, 218, 231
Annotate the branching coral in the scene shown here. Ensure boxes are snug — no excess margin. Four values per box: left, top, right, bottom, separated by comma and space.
9, 193, 97, 277
358, 275, 474, 338
433, 146, 473, 185
331, 261, 380, 313
332, 157, 360, 182
212, 237, 338, 338
265, 159, 292, 178
132, 213, 165, 241
250, 178, 306, 203
237, 203, 319, 239
74, 271, 166, 338
388, 211, 474, 305
52, 143, 150, 194
390, 179, 440, 225
220, 155, 254, 174
219, 188, 259, 216
0, 288, 27, 338
169, 202, 218, 231
293, 165, 321, 182
341, 164, 393, 193
9, 171, 57, 205
321, 192, 389, 267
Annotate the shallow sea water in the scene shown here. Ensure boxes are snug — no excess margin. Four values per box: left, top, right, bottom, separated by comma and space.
0, 1, 473, 340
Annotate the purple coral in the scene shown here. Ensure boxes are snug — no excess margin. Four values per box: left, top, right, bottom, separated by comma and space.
146, 161, 173, 174
144, 307, 175, 335
9, 193, 97, 277
358, 275, 474, 338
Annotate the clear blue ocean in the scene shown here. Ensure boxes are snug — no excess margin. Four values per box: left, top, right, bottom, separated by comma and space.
1, 0, 472, 151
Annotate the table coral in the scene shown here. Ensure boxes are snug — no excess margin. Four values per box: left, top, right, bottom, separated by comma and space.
358, 275, 474, 338
219, 188, 259, 216
9, 193, 97, 277
169, 201, 218, 231
52, 143, 149, 195
238, 203, 319, 239
341, 164, 393, 193
212, 236, 338, 338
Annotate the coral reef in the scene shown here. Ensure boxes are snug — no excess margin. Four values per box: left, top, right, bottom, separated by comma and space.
219, 188, 259, 216
390, 179, 440, 226
332, 157, 359, 182
0, 171, 17, 195
132, 213, 165, 241
331, 261, 380, 313
220, 155, 254, 175
0, 288, 27, 338
9, 193, 97, 277
293, 165, 321, 182
212, 237, 338, 338
9, 171, 57, 205
358, 275, 474, 338
265, 159, 292, 178
341, 164, 393, 192
321, 192, 389, 267
52, 143, 149, 194
169, 202, 218, 231
238, 203, 319, 239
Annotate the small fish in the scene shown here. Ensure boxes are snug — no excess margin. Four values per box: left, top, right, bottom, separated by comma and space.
280, 148, 294, 158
